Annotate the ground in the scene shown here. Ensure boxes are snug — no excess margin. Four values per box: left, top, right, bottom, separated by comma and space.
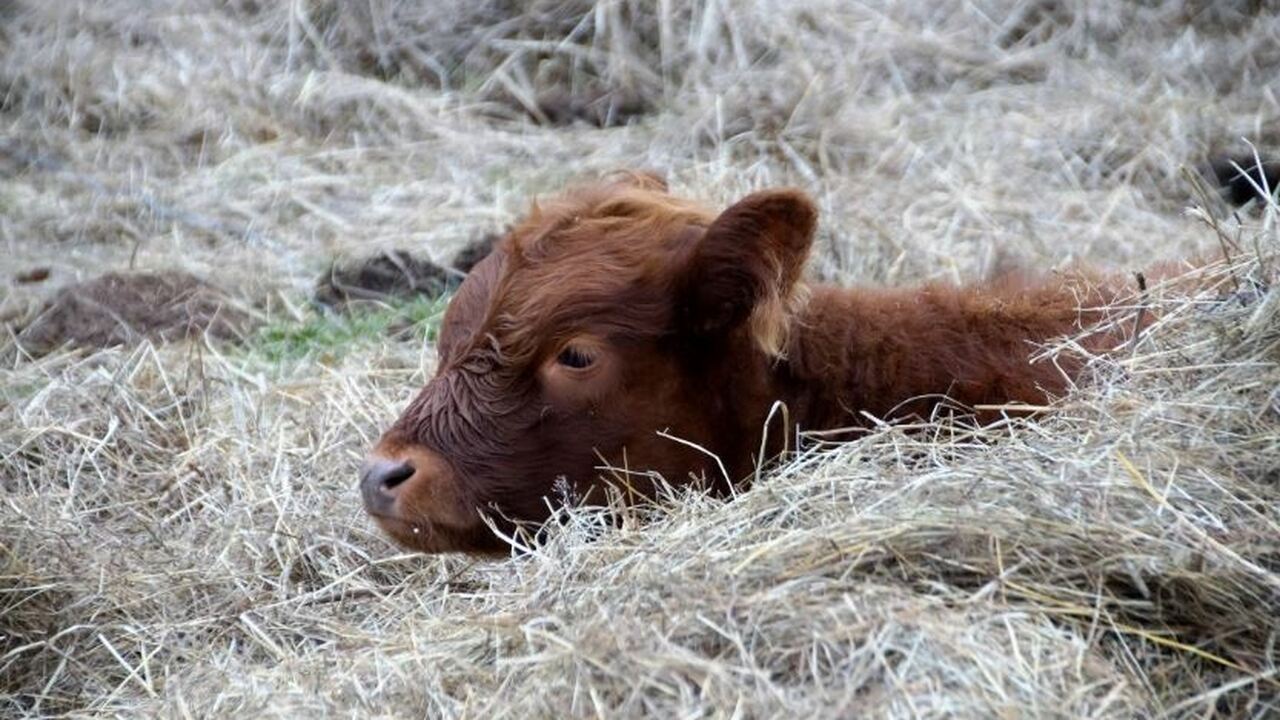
1, 1, 1278, 717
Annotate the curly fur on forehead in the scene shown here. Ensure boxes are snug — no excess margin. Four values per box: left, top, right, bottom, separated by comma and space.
490, 177, 816, 364
469, 181, 718, 359
513, 181, 716, 262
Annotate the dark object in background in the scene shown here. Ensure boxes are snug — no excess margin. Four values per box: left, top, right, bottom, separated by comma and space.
477, 87, 648, 128
14, 267, 50, 284
1210, 155, 1280, 206
17, 271, 249, 355
314, 249, 454, 311
533, 88, 649, 128
314, 234, 499, 311
451, 232, 500, 273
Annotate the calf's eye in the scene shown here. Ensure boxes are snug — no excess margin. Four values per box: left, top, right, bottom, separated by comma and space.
556, 345, 595, 369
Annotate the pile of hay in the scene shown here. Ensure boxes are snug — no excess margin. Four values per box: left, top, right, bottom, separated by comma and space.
1, 0, 1277, 717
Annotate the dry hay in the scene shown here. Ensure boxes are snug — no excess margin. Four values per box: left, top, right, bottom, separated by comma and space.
1, 0, 1279, 718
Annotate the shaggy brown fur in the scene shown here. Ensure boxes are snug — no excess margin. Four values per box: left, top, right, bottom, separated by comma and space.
361, 174, 1134, 554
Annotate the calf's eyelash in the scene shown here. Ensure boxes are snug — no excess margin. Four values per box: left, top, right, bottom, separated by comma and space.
556, 346, 595, 369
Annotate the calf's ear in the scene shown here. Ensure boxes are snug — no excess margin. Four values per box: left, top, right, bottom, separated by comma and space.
677, 189, 817, 354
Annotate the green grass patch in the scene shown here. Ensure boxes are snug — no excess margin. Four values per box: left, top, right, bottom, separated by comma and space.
245, 294, 449, 365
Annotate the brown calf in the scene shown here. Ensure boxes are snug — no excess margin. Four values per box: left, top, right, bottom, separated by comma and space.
361, 174, 1131, 554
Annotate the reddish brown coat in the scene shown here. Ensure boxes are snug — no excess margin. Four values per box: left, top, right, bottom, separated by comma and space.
361, 174, 1131, 554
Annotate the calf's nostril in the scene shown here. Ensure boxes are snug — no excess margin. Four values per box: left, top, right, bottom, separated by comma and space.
362, 459, 416, 493
380, 461, 415, 489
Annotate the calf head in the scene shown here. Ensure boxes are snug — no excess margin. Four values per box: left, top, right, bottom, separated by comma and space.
361, 175, 817, 553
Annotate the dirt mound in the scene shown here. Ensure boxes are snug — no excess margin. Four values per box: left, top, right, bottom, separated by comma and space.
17, 271, 249, 355
314, 249, 454, 311
314, 235, 498, 310
451, 232, 500, 273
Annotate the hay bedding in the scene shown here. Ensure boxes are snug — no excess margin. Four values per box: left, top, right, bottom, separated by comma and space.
1, 0, 1278, 717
